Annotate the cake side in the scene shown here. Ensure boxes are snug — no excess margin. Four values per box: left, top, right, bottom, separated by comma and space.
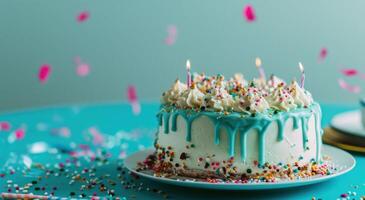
152, 102, 323, 179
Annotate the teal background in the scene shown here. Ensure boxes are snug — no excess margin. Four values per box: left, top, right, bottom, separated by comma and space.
0, 0, 364, 111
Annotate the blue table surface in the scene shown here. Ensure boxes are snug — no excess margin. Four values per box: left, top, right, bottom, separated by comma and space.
0, 103, 363, 200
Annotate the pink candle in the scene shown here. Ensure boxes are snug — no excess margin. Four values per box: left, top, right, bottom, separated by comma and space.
299, 62, 305, 88
255, 57, 266, 80
186, 60, 191, 87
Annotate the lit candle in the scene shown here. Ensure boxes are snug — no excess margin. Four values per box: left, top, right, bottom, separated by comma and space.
186, 59, 191, 87
255, 57, 266, 80
298, 62, 305, 88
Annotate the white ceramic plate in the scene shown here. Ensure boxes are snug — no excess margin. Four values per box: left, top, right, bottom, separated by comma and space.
331, 110, 365, 138
124, 145, 355, 190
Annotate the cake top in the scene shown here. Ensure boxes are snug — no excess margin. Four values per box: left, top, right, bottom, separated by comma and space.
161, 73, 314, 114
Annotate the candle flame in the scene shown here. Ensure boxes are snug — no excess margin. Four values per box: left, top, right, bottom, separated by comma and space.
186, 60, 191, 70
255, 57, 262, 68
298, 62, 304, 73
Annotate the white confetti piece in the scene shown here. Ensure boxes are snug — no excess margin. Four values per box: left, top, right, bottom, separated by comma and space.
22, 155, 32, 169
28, 142, 49, 154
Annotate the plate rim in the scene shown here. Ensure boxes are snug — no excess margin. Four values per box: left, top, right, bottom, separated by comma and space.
124, 145, 356, 190
330, 110, 365, 138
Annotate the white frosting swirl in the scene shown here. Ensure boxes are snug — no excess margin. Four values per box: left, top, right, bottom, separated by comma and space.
252, 78, 266, 89
266, 86, 297, 111
289, 81, 313, 107
207, 86, 234, 112
267, 75, 286, 88
161, 73, 315, 114
161, 79, 187, 105
233, 87, 269, 113
186, 85, 205, 108
232, 73, 247, 87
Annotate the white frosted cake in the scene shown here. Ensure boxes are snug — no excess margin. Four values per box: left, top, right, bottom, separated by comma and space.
139, 72, 328, 182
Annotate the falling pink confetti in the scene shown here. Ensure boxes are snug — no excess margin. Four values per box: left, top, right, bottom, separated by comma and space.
341, 68, 358, 76
74, 57, 90, 77
77, 11, 90, 22
59, 127, 71, 137
0, 121, 11, 131
38, 64, 51, 84
119, 151, 127, 159
243, 4, 256, 22
51, 127, 71, 137
69, 149, 95, 159
127, 85, 138, 103
318, 48, 328, 61
338, 78, 360, 93
127, 85, 141, 115
131, 102, 141, 115
76, 64, 90, 76
164, 25, 178, 46
89, 127, 104, 145
14, 128, 25, 140
165, 37, 175, 46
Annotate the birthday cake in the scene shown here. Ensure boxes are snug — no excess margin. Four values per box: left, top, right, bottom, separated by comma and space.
139, 61, 328, 182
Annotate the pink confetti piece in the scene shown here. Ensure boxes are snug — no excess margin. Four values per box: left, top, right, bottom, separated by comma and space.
38, 64, 51, 84
119, 151, 127, 159
89, 127, 104, 145
164, 25, 178, 46
165, 37, 176, 46
318, 48, 328, 61
75, 57, 90, 77
14, 128, 25, 140
131, 102, 141, 115
127, 85, 141, 115
243, 4, 256, 22
77, 11, 90, 22
79, 144, 90, 150
341, 68, 358, 76
59, 127, 71, 137
127, 85, 138, 103
51, 127, 71, 138
338, 78, 360, 93
69, 149, 95, 159
0, 121, 11, 131
167, 25, 177, 36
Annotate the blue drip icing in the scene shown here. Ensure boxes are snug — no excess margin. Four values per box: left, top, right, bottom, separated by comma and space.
163, 112, 170, 134
171, 112, 179, 132
213, 121, 221, 145
158, 113, 163, 126
313, 104, 323, 162
276, 116, 288, 141
300, 116, 309, 150
157, 102, 323, 164
293, 116, 299, 130
238, 124, 255, 162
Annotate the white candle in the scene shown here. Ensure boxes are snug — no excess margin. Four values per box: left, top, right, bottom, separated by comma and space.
186, 60, 191, 87
298, 62, 305, 88
255, 57, 266, 80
